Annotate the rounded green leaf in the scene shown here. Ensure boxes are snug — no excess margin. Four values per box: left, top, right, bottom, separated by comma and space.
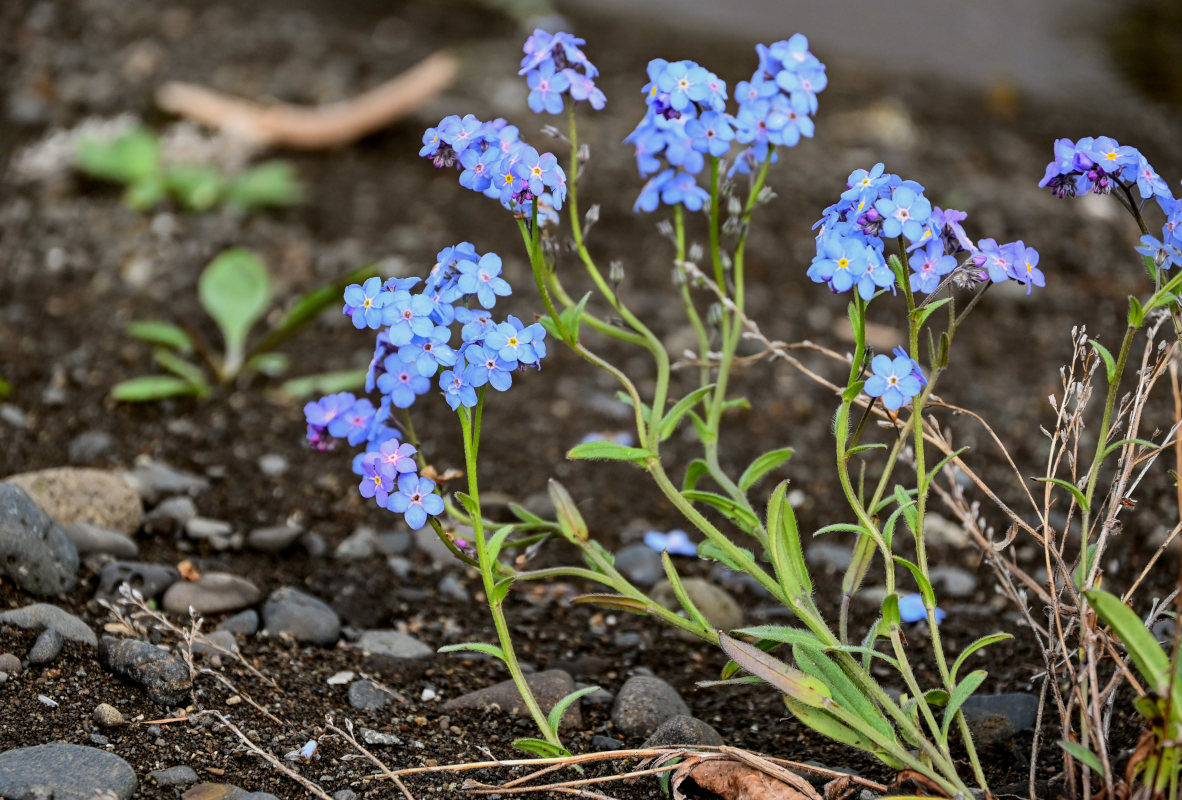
199, 249, 271, 377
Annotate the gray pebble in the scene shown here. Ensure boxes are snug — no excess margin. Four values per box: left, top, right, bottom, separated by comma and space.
375, 531, 411, 555
386, 556, 411, 579
591, 734, 626, 751
0, 743, 137, 800
65, 521, 138, 558
142, 496, 197, 532
246, 524, 303, 553
611, 675, 690, 737
97, 637, 191, 707
88, 733, 109, 746
241, 794, 282, 800
348, 680, 392, 711
413, 526, 458, 567
0, 404, 29, 428
95, 562, 181, 602
6, 467, 142, 534
300, 531, 327, 557
333, 791, 358, 800
191, 630, 238, 657
122, 458, 209, 503
162, 572, 261, 615
334, 526, 377, 560
805, 541, 852, 572
67, 430, 116, 464
262, 588, 340, 646
216, 609, 259, 636
0, 483, 79, 596
929, 566, 977, 598
641, 715, 724, 747
92, 702, 125, 727
651, 578, 742, 635
185, 516, 232, 540
148, 765, 199, 787
959, 692, 1040, 747
0, 653, 20, 673
256, 453, 288, 477
27, 628, 64, 665
355, 630, 432, 659
437, 574, 469, 602
359, 728, 402, 746
0, 604, 96, 646
614, 543, 664, 587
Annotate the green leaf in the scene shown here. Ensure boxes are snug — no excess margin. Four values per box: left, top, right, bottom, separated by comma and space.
766, 481, 811, 597
1089, 339, 1117, 385
508, 503, 545, 525
841, 534, 879, 600
912, 296, 952, 329
688, 410, 716, 445
537, 314, 563, 342
845, 443, 887, 457
681, 459, 711, 492
486, 525, 518, 564
164, 164, 223, 211
566, 440, 654, 465
894, 556, 937, 613
722, 396, 750, 412
614, 390, 652, 419
738, 447, 795, 492
437, 641, 506, 662
0, 376, 10, 400
718, 632, 830, 707
77, 128, 160, 183
152, 348, 209, 396
513, 738, 570, 759
559, 292, 591, 343
126, 320, 193, 353
951, 633, 1013, 683
278, 368, 366, 399
660, 552, 713, 634
696, 540, 754, 573
1128, 296, 1145, 328
1059, 739, 1106, 776
731, 625, 825, 647
490, 576, 514, 605
110, 375, 203, 402
199, 249, 271, 379
940, 668, 988, 742
547, 479, 587, 543
546, 685, 601, 733
261, 263, 379, 353
1086, 589, 1178, 698
1035, 477, 1090, 514
681, 490, 761, 534
453, 491, 480, 521
657, 384, 716, 441
1103, 437, 1160, 460
794, 643, 894, 741
123, 175, 167, 210
842, 380, 866, 403
223, 161, 303, 210
245, 352, 289, 377
571, 594, 650, 614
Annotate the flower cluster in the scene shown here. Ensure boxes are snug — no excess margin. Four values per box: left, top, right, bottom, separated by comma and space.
1040, 136, 1182, 269
519, 30, 605, 112
810, 163, 1044, 299
420, 115, 566, 220
864, 346, 928, 411
306, 244, 546, 529
625, 34, 825, 213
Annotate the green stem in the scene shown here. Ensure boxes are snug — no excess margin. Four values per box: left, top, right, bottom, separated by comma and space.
457, 396, 559, 749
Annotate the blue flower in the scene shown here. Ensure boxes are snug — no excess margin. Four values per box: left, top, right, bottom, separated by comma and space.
686, 110, 735, 157
457, 252, 512, 309
1137, 234, 1182, 270
387, 473, 444, 530
875, 186, 932, 243
527, 62, 570, 114
372, 437, 419, 479
463, 344, 515, 391
343, 277, 392, 330
439, 368, 478, 410
908, 240, 957, 294
358, 454, 393, 507
398, 326, 457, 377
808, 230, 869, 294
1014, 242, 1045, 293
644, 528, 697, 556
484, 317, 546, 366
898, 593, 946, 624
864, 353, 923, 411
376, 357, 432, 409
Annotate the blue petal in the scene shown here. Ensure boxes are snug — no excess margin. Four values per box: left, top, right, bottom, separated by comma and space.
898, 593, 946, 624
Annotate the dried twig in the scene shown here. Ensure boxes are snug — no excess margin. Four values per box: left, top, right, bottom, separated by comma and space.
156, 50, 458, 149
194, 710, 335, 800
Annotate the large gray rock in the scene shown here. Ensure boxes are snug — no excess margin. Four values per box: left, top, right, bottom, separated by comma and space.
0, 604, 96, 646
97, 637, 191, 707
262, 588, 340, 646
0, 743, 136, 799
0, 483, 79, 595
5, 467, 142, 535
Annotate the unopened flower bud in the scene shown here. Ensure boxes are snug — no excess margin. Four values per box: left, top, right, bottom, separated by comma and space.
707, 302, 723, 327
540, 125, 569, 143
688, 243, 704, 263
577, 144, 590, 165
583, 204, 600, 237
609, 260, 625, 285
727, 196, 742, 218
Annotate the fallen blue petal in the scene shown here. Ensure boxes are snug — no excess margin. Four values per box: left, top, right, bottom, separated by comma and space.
644, 528, 697, 556
578, 430, 635, 447
898, 593, 946, 624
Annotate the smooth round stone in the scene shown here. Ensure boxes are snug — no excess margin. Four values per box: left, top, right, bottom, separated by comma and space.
651, 578, 742, 636
0, 604, 96, 646
641, 715, 724, 747
162, 572, 261, 615
27, 627, 64, 665
92, 702, 126, 727
246, 525, 303, 553
613, 543, 664, 587
97, 637, 191, 707
67, 430, 116, 464
262, 588, 340, 646
0, 743, 137, 799
0, 484, 79, 596
65, 521, 138, 558
334, 527, 377, 560
0, 653, 20, 673
611, 675, 690, 737
121, 458, 209, 504
348, 679, 392, 711
441, 670, 582, 730
5, 467, 142, 535
148, 765, 199, 787
216, 609, 259, 636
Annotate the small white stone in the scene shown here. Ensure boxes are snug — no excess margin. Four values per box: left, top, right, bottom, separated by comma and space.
420, 687, 437, 702
327, 670, 355, 685
38, 694, 58, 707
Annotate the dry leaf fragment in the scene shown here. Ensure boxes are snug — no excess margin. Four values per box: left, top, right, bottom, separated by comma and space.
677, 758, 822, 800
177, 559, 200, 581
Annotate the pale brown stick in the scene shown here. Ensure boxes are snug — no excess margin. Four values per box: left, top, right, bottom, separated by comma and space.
156, 50, 459, 149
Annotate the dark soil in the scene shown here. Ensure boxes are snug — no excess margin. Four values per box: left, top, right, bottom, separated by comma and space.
2, 1, 1182, 798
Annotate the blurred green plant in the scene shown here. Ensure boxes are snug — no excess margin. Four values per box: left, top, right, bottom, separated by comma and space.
111, 248, 374, 402
0, 375, 11, 400
77, 128, 302, 212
